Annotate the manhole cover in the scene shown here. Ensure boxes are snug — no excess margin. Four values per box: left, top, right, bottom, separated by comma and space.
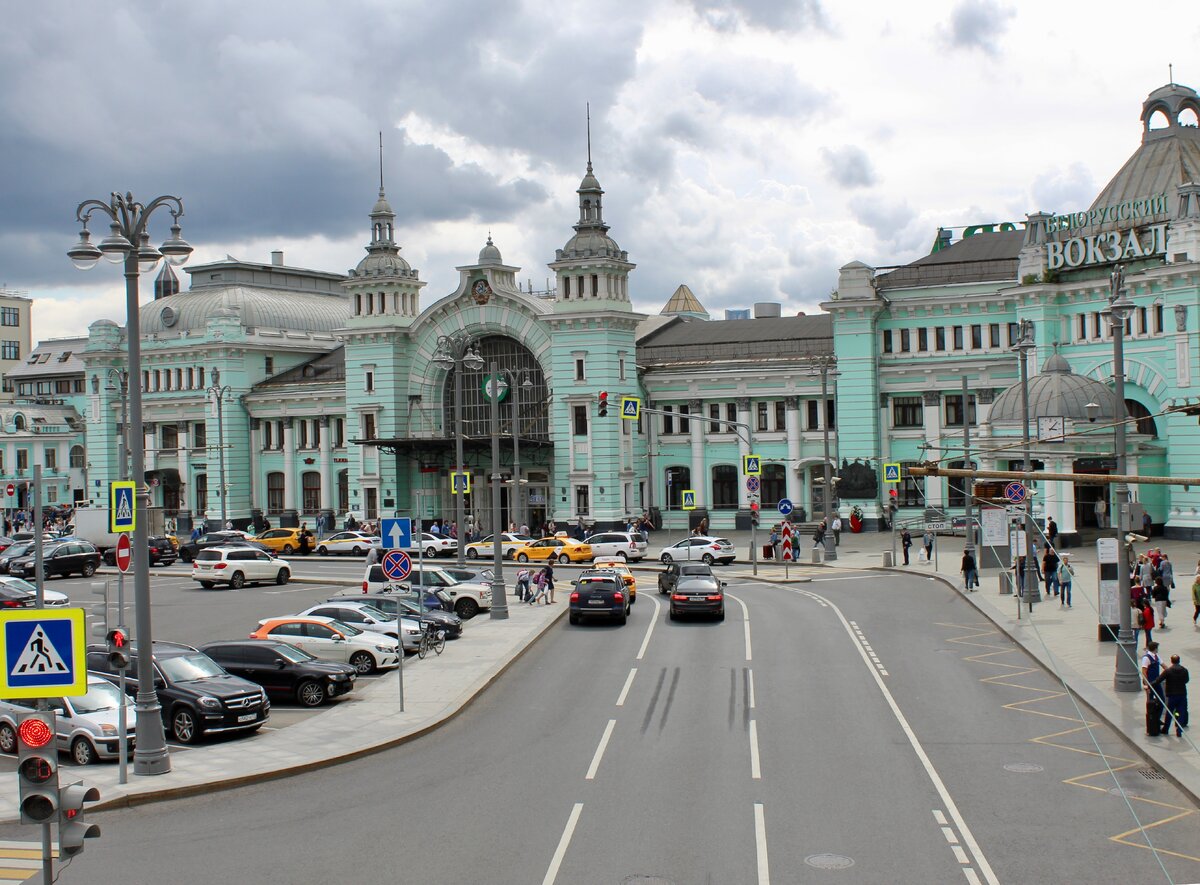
805, 854, 855, 870
1140, 768, 1166, 780
1003, 762, 1044, 773
1108, 787, 1142, 798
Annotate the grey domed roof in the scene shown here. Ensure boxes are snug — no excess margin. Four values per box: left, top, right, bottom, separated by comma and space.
478, 235, 503, 265
139, 287, 352, 336
371, 193, 394, 216
989, 353, 1125, 424
355, 252, 412, 275
561, 229, 624, 260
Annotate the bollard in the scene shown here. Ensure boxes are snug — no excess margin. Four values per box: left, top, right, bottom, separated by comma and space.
882, 551, 893, 567
811, 547, 822, 565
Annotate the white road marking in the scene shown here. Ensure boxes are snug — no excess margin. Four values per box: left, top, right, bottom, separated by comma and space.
952, 845, 970, 864
808, 575, 890, 583
636, 596, 661, 660
754, 803, 770, 885
941, 826, 958, 844
964, 869, 983, 885
585, 719, 617, 780
749, 719, 762, 779
933, 809, 948, 825
264, 586, 314, 594
727, 592, 752, 660
615, 668, 637, 706
542, 802, 584, 885
748, 668, 756, 709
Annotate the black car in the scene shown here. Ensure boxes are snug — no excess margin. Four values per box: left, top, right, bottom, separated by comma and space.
103, 535, 178, 567
658, 562, 716, 595
0, 583, 33, 609
8, 541, 100, 580
357, 593, 464, 639
568, 572, 629, 626
86, 641, 269, 744
668, 574, 726, 621
199, 640, 356, 707
0, 541, 35, 575
179, 532, 267, 563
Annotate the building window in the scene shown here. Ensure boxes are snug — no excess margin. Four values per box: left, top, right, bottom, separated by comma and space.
575, 358, 585, 381
197, 367, 204, 388
266, 472, 285, 515
774, 401, 786, 431
989, 323, 1001, 348
892, 396, 923, 428
944, 394, 977, 426
899, 329, 910, 352
726, 403, 737, 425
826, 399, 836, 429
899, 461, 924, 507
662, 406, 674, 435
952, 326, 964, 350
948, 460, 971, 508
711, 465, 738, 509
312, 420, 320, 448
302, 471, 321, 514
363, 414, 376, 440
55, 380, 71, 394
971, 324, 983, 349
335, 419, 345, 447
573, 405, 588, 436
1076, 315, 1087, 341
1136, 306, 1148, 335
917, 328, 928, 352
665, 466, 690, 508
17, 450, 28, 471
709, 404, 721, 433
161, 424, 178, 450
679, 405, 690, 435
46, 487, 57, 504
806, 400, 819, 430
1091, 312, 1102, 339
299, 420, 309, 449
69, 445, 84, 469
265, 357, 274, 376
1, 307, 19, 326
882, 330, 893, 353
263, 422, 273, 450
2, 341, 19, 360
752, 402, 765, 432
186, 367, 194, 389
762, 463, 786, 506
195, 474, 208, 515
194, 423, 206, 450
935, 327, 946, 351
575, 484, 590, 515
1154, 303, 1164, 333
618, 356, 626, 381
365, 371, 374, 393
44, 447, 56, 470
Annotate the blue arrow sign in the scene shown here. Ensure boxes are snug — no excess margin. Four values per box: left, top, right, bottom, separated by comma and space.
778, 498, 794, 516
382, 550, 412, 581
381, 517, 412, 550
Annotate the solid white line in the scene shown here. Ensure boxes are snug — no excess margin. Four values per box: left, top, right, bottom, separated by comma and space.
636, 596, 661, 660
952, 845, 970, 864
615, 668, 637, 706
727, 592, 752, 660
541, 802, 584, 885
749, 719, 762, 779
748, 668, 756, 709
754, 803, 770, 885
585, 719, 617, 780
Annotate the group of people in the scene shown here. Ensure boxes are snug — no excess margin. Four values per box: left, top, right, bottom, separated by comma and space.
898, 527, 934, 565
811, 516, 843, 549
514, 565, 555, 604
1141, 641, 1190, 737
1129, 547, 1183, 650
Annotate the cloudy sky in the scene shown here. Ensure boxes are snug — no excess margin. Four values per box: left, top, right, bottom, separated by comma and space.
3, 0, 1198, 340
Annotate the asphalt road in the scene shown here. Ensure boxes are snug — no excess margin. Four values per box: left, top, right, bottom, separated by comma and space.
6, 569, 1200, 883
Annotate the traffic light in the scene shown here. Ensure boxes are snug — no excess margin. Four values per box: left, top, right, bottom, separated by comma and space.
106, 627, 130, 670
598, 391, 608, 418
17, 712, 59, 824
750, 500, 760, 528
58, 783, 101, 857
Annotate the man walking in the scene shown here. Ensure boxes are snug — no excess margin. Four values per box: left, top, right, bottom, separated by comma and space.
1095, 497, 1107, 529
922, 529, 934, 562
901, 528, 912, 565
813, 520, 826, 549
1057, 554, 1074, 608
1142, 640, 1165, 735
831, 514, 843, 546
1151, 653, 1190, 737
960, 548, 978, 591
1042, 544, 1060, 599
1046, 517, 1058, 546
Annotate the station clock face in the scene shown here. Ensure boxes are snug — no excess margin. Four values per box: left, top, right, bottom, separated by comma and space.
1038, 416, 1065, 440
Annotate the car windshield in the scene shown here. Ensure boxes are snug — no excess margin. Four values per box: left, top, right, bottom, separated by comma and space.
326, 619, 362, 637
274, 644, 315, 663
4, 542, 33, 557
158, 653, 227, 682
357, 605, 391, 621
72, 681, 129, 714
0, 577, 37, 594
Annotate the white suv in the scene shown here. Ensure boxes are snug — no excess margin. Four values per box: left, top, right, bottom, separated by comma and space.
361, 563, 491, 619
583, 531, 648, 562
192, 546, 291, 589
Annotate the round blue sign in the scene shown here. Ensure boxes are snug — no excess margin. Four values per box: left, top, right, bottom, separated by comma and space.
382, 549, 412, 581
1003, 482, 1027, 503
778, 498, 794, 515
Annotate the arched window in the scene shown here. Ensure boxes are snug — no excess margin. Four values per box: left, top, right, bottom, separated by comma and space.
337, 470, 349, 515
302, 471, 321, 514
665, 466, 690, 508
13, 414, 25, 432
267, 472, 285, 515
761, 464, 786, 506
69, 445, 85, 469
1125, 399, 1158, 438
711, 465, 738, 509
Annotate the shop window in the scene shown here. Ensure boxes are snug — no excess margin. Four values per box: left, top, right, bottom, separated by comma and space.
711, 465, 737, 509
892, 396, 923, 428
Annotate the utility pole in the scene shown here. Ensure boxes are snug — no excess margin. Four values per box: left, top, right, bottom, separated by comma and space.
962, 376, 975, 569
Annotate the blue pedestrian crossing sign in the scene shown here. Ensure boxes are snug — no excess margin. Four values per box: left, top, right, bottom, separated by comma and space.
742, 455, 761, 476
382, 550, 412, 582
0, 608, 87, 698
681, 490, 697, 511
884, 463, 901, 483
381, 517, 412, 550
620, 397, 640, 420
110, 481, 136, 533
451, 472, 471, 495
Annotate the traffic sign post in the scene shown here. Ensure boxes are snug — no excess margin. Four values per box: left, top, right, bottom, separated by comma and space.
1, 608, 87, 698
746, 476, 761, 494
777, 497, 793, 516
681, 490, 697, 511
109, 481, 136, 533
620, 396, 640, 420
381, 550, 412, 582
451, 472, 471, 495
742, 454, 761, 476
380, 517, 412, 551
115, 534, 132, 573
4, 482, 13, 498
1004, 481, 1027, 503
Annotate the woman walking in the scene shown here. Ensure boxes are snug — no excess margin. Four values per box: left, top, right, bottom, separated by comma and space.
960, 549, 978, 591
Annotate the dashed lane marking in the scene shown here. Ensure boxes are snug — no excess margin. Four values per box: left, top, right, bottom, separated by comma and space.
615, 668, 637, 706
848, 621, 889, 677
932, 810, 983, 882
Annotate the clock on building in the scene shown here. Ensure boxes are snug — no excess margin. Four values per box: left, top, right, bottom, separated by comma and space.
1037, 416, 1066, 441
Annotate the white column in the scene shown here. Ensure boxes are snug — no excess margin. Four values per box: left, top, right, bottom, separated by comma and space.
1057, 458, 1077, 535
176, 425, 189, 512
689, 400, 704, 507
785, 397, 801, 504
144, 425, 157, 472
922, 392, 943, 508
283, 419, 296, 512
736, 397, 751, 509
319, 417, 333, 510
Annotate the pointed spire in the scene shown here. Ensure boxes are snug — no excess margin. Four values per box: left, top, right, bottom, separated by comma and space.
379, 131, 385, 191
586, 102, 592, 173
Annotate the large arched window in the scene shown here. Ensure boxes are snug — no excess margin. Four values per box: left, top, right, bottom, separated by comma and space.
665, 465, 690, 508
1126, 399, 1158, 438
711, 465, 737, 509
302, 471, 321, 514
762, 464, 786, 506
267, 472, 285, 515
441, 336, 549, 442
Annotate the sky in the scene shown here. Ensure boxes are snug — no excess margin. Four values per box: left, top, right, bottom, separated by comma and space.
2, 0, 1199, 341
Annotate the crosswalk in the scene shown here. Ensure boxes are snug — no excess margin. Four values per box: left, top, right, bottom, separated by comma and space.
0, 841, 55, 884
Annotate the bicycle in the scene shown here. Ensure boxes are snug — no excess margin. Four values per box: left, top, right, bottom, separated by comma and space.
416, 623, 446, 659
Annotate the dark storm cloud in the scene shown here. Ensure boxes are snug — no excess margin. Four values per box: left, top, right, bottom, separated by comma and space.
819, 145, 877, 188
0, 0, 640, 288
942, 0, 1015, 56
689, 0, 827, 33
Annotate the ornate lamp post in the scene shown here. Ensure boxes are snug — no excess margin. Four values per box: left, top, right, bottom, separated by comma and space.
486, 361, 510, 620
1013, 320, 1041, 604
206, 368, 233, 528
68, 192, 193, 776
432, 334, 483, 563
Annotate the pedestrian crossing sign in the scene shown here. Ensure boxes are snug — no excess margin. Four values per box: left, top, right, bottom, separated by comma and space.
743, 455, 761, 476
620, 396, 640, 420
451, 472, 471, 495
0, 608, 87, 698
884, 463, 901, 483
681, 490, 697, 510
110, 481, 136, 533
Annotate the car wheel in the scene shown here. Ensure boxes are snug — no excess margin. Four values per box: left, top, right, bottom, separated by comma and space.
0, 722, 16, 754
615, 610, 627, 626
558, 554, 571, 565
669, 608, 678, 621
229, 571, 245, 589
171, 707, 200, 744
455, 598, 480, 620
82, 561, 97, 577
351, 546, 362, 556
466, 547, 477, 559
716, 607, 725, 621
660, 553, 672, 564
199, 581, 215, 589
425, 546, 437, 558
282, 544, 294, 555
318, 546, 329, 556
71, 737, 97, 766
701, 553, 715, 565
615, 551, 628, 561
569, 612, 580, 625
275, 568, 289, 586
517, 553, 529, 563
296, 680, 326, 707
349, 651, 375, 674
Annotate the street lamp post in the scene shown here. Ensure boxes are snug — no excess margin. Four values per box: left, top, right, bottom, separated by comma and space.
1014, 320, 1041, 604
819, 359, 838, 562
961, 376, 975, 566
206, 369, 233, 528
432, 334, 484, 564
487, 361, 510, 620
1108, 265, 1140, 692
68, 192, 193, 776
501, 369, 533, 531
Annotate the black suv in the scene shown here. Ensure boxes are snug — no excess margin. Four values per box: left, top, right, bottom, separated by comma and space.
658, 562, 716, 595
199, 640, 356, 707
8, 541, 100, 580
178, 532, 266, 563
103, 535, 177, 567
86, 641, 269, 744
569, 571, 630, 626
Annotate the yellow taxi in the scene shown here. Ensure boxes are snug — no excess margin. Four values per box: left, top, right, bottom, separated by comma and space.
254, 527, 305, 555
514, 536, 593, 564
591, 559, 637, 602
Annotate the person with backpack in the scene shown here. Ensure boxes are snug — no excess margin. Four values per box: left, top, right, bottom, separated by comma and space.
1142, 641, 1166, 736
1134, 597, 1155, 653
1151, 653, 1190, 737
516, 568, 531, 602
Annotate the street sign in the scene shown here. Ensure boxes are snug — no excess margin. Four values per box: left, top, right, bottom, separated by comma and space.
380, 518, 412, 551
926, 521, 947, 531
1003, 481, 1027, 503
0, 608, 87, 698
109, 481, 136, 533
778, 498, 794, 516
883, 463, 901, 483
115, 534, 132, 573
743, 455, 761, 476
746, 476, 761, 493
451, 472, 471, 495
781, 522, 794, 562
4, 483, 13, 497
381, 550, 412, 582
681, 490, 697, 511
620, 397, 640, 420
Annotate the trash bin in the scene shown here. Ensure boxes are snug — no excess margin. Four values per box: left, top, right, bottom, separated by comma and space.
882, 551, 893, 567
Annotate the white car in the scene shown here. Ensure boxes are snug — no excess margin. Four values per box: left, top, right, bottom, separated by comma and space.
0, 576, 69, 606
0, 674, 135, 765
583, 531, 648, 562
192, 546, 292, 589
408, 532, 458, 558
464, 533, 533, 560
657, 536, 737, 565
297, 601, 423, 652
251, 616, 401, 673
316, 531, 381, 556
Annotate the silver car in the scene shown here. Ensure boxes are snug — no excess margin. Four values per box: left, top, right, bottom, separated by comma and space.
0, 674, 135, 765
297, 601, 423, 652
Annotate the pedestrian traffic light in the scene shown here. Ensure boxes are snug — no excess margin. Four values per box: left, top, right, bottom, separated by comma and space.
106, 627, 130, 670
58, 783, 101, 857
17, 712, 59, 824
598, 391, 608, 418
750, 511, 760, 528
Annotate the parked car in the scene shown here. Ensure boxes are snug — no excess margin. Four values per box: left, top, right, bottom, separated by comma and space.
0, 577, 69, 608
408, 532, 458, 558
254, 528, 304, 555
86, 641, 269, 745
249, 616, 401, 673
354, 593, 464, 639
0, 582, 33, 609
179, 532, 268, 563
583, 531, 648, 562
198, 640, 357, 707
658, 562, 717, 595
316, 531, 381, 556
361, 563, 491, 619
102, 535, 177, 567
7, 540, 101, 580
296, 601, 423, 652
514, 537, 593, 564
0, 674, 136, 764
568, 571, 630, 626
0, 536, 14, 553
438, 565, 493, 585
656, 536, 736, 565
668, 573, 726, 621
463, 533, 532, 560
0, 541, 34, 574
192, 547, 291, 589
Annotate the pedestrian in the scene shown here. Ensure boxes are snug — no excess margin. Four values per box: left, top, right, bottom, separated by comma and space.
1161, 554, 1175, 593
698, 517, 708, 537
519, 522, 529, 536
922, 529, 934, 562
1135, 597, 1155, 652
530, 567, 549, 605
1046, 517, 1058, 546
1057, 554, 1074, 607
190, 525, 202, 543
1193, 573, 1200, 626
1139, 555, 1155, 589
299, 523, 312, 556
365, 546, 380, 566
1152, 654, 1191, 736
544, 563, 556, 603
576, 516, 586, 540
960, 548, 978, 591
1094, 498, 1107, 529
813, 520, 827, 549
516, 568, 531, 602
1152, 577, 1171, 630
832, 515, 842, 546
1042, 545, 1060, 598
1143, 510, 1153, 537
769, 526, 780, 561
901, 528, 912, 565
1142, 640, 1166, 735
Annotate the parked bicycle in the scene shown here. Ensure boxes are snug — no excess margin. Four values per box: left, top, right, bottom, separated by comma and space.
417, 623, 446, 659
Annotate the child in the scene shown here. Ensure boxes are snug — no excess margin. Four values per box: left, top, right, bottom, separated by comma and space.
516, 568, 531, 602
529, 568, 548, 605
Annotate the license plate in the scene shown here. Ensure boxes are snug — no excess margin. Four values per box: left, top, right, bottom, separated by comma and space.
588, 599, 606, 605
237, 714, 257, 723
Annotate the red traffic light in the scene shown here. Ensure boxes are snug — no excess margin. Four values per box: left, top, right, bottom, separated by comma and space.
888, 488, 898, 498
749, 501, 760, 511
18, 717, 53, 749
107, 629, 127, 649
